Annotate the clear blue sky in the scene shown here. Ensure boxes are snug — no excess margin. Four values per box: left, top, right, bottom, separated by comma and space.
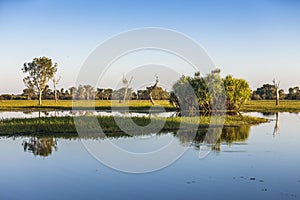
0, 0, 299, 93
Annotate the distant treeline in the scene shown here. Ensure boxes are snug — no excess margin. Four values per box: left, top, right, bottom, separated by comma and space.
0, 85, 169, 101
1, 84, 300, 101
251, 84, 300, 100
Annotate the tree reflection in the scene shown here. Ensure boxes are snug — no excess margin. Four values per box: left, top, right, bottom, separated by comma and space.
273, 112, 280, 136
22, 137, 58, 157
176, 126, 251, 151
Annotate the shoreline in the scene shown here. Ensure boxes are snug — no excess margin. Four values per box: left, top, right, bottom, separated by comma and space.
0, 115, 268, 136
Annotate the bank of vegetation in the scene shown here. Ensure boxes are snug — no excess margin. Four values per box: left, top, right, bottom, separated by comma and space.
0, 115, 267, 136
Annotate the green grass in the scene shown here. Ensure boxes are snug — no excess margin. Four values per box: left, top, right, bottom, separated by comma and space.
0, 115, 267, 136
241, 100, 300, 112
1, 100, 300, 113
0, 100, 174, 111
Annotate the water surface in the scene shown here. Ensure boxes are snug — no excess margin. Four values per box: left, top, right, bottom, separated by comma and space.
0, 113, 300, 199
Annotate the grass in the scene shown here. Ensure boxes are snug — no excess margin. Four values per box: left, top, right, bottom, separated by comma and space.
0, 115, 268, 136
1, 100, 300, 113
241, 100, 300, 113
0, 100, 174, 111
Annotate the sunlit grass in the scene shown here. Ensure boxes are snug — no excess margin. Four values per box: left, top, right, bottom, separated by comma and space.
1, 100, 300, 113
0, 100, 174, 111
241, 100, 300, 112
0, 115, 267, 135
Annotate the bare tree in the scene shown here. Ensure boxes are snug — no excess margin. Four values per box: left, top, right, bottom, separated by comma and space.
122, 74, 133, 102
147, 75, 159, 105
52, 76, 61, 103
273, 79, 280, 106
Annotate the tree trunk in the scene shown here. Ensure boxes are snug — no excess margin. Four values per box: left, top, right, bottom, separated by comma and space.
149, 91, 155, 105
276, 88, 279, 106
123, 86, 128, 102
54, 86, 58, 103
38, 90, 42, 105
147, 77, 159, 105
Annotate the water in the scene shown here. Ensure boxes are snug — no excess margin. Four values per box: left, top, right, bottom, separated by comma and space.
0, 113, 300, 199
0, 110, 176, 119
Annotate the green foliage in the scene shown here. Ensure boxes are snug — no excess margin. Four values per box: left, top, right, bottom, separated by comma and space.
241, 100, 300, 112
170, 70, 250, 114
137, 87, 169, 100
252, 84, 285, 100
0, 115, 267, 135
287, 87, 300, 100
169, 75, 199, 116
112, 87, 134, 101
224, 75, 251, 111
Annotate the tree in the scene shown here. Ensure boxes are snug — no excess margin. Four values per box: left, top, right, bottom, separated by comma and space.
147, 75, 159, 105
22, 56, 57, 105
287, 87, 300, 100
22, 87, 36, 100
52, 76, 61, 103
77, 85, 85, 100
121, 74, 133, 102
113, 87, 134, 101
169, 74, 200, 116
69, 87, 77, 99
252, 84, 285, 100
103, 88, 113, 100
273, 79, 280, 106
84, 85, 95, 100
224, 75, 251, 111
170, 70, 249, 115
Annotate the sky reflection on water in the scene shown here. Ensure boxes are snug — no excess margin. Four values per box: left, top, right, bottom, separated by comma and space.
0, 112, 300, 199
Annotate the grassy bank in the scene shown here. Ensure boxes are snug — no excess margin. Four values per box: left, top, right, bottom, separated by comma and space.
0, 115, 267, 136
1, 100, 300, 113
240, 100, 300, 113
0, 100, 174, 111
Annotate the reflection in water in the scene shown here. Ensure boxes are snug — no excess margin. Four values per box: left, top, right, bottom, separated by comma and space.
0, 110, 176, 119
22, 137, 58, 157
177, 126, 250, 151
273, 112, 280, 136
20, 127, 251, 157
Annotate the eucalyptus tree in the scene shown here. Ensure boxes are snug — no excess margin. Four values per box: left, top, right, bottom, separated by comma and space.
22, 56, 57, 105
52, 76, 61, 103
273, 79, 280, 106
122, 74, 133, 102
147, 75, 159, 105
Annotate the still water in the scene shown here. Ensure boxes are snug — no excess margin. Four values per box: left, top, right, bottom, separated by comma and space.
0, 113, 300, 199
0, 110, 175, 119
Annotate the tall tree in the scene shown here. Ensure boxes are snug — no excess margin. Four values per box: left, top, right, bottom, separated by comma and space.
147, 75, 159, 105
77, 85, 85, 100
22, 56, 57, 105
273, 79, 280, 106
52, 76, 61, 103
122, 74, 133, 102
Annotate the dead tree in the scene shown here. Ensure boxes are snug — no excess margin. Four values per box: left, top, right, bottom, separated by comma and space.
122, 74, 133, 102
53, 76, 61, 103
273, 79, 280, 106
147, 75, 159, 105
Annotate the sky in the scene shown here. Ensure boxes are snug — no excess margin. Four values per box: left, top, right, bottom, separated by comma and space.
0, 0, 300, 93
